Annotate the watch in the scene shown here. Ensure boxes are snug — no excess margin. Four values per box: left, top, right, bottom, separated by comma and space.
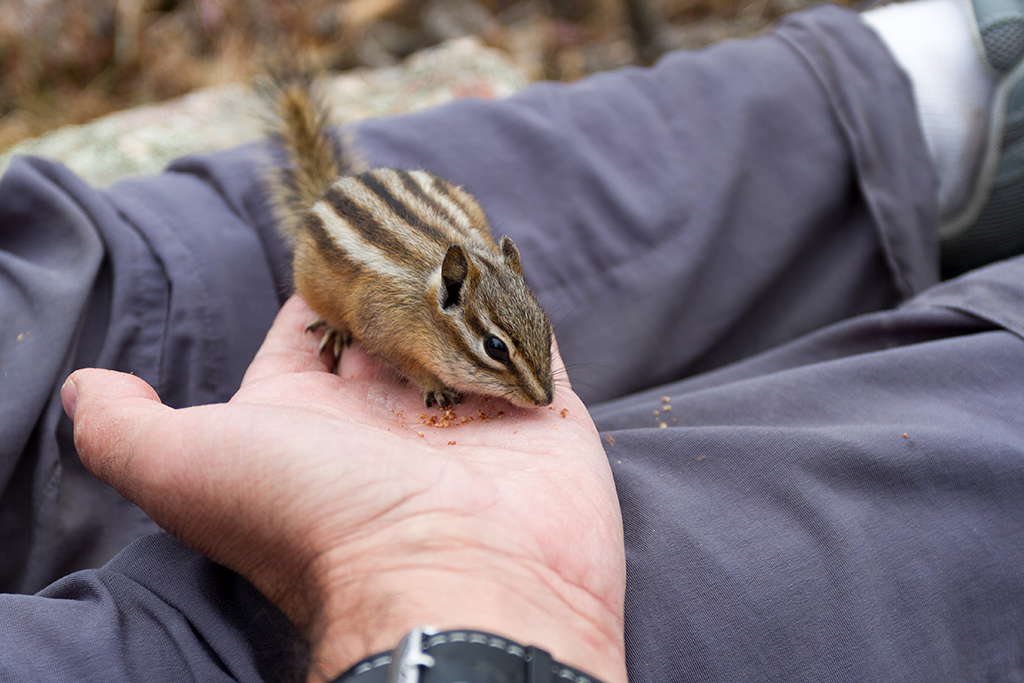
329, 626, 605, 683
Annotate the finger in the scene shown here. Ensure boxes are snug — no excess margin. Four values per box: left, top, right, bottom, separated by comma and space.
62, 368, 172, 505
65, 367, 277, 536
242, 294, 333, 386
63, 366, 323, 618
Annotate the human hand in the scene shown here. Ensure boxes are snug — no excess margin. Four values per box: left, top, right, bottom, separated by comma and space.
61, 295, 627, 683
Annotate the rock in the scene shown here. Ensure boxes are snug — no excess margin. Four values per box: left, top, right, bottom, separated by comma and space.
0, 37, 529, 187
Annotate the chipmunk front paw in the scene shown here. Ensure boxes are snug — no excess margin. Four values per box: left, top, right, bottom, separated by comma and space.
423, 387, 462, 409
307, 319, 350, 363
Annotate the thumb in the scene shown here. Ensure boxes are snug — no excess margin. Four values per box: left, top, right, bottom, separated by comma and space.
61, 368, 172, 505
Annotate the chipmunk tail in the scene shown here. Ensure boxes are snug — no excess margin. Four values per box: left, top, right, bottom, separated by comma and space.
261, 62, 357, 245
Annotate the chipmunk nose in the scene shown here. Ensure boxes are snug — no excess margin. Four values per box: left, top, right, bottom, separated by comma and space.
535, 386, 554, 406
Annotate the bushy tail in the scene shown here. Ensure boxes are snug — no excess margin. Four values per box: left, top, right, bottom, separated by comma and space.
263, 69, 349, 245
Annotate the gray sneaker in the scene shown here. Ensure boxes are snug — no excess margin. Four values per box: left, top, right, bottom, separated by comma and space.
942, 0, 1024, 276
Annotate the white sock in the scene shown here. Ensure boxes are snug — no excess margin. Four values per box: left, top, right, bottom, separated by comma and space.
861, 0, 994, 219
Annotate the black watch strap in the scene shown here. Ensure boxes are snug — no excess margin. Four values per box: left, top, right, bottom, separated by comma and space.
330, 627, 604, 683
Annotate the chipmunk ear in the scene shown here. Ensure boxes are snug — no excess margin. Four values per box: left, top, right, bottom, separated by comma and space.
441, 244, 468, 309
500, 236, 522, 275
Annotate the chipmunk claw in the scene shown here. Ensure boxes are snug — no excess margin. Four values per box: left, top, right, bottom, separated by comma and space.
424, 388, 462, 409
307, 319, 349, 363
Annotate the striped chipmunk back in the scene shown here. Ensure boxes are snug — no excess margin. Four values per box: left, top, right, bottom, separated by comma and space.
264, 75, 554, 409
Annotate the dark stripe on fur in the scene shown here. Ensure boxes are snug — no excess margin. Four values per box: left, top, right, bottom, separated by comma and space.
306, 212, 360, 274
428, 175, 460, 207
399, 172, 465, 237
360, 171, 449, 245
463, 297, 490, 341
324, 185, 422, 267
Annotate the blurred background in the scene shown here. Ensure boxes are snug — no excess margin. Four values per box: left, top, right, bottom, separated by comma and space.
0, 0, 848, 151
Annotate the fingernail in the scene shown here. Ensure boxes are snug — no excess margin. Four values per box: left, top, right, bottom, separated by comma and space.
61, 377, 78, 421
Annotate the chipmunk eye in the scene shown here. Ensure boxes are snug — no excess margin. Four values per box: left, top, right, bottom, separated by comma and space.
484, 335, 511, 365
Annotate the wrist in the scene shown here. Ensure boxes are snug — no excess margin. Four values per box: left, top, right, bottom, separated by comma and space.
331, 626, 610, 683
305, 548, 626, 683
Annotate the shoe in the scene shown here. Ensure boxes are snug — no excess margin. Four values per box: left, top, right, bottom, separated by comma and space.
941, 0, 1024, 276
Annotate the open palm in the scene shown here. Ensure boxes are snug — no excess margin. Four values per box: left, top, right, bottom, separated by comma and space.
64, 295, 626, 683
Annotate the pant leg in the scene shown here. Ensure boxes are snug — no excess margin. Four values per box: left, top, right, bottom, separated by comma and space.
0, 532, 307, 683
0, 149, 288, 595
350, 4, 939, 406
590, 253, 1024, 682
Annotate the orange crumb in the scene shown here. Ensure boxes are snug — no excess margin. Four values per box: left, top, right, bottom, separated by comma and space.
662, 405, 671, 412
658, 422, 667, 428
447, 441, 456, 446
697, 455, 706, 461
560, 408, 569, 418
661, 396, 670, 403
903, 433, 909, 439
604, 434, 616, 446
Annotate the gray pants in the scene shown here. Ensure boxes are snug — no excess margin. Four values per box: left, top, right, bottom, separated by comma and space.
2, 5, 1022, 681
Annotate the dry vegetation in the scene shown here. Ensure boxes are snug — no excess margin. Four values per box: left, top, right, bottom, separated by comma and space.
0, 0, 846, 150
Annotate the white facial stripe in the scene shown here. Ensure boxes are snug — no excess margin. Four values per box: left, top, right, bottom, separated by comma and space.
516, 355, 547, 399
471, 310, 501, 367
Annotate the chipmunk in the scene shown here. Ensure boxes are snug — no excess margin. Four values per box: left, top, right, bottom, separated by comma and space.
264, 75, 554, 409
